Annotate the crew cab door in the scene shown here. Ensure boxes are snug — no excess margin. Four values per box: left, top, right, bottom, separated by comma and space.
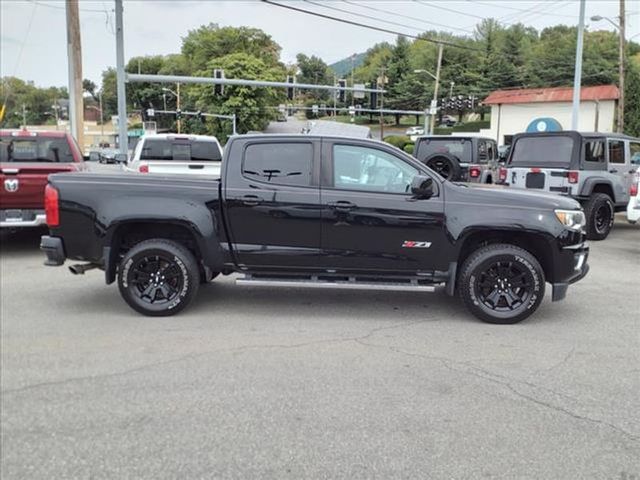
320, 140, 446, 274
223, 138, 322, 269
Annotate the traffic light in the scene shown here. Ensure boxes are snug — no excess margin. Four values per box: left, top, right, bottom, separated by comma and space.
338, 79, 346, 103
175, 109, 182, 120
196, 110, 204, 122
213, 69, 224, 96
286, 75, 295, 101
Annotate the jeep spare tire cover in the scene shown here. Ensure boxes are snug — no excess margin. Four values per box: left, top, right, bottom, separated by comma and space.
422, 153, 462, 181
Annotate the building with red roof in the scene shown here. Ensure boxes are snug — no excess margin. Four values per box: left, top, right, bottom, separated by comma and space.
480, 84, 619, 145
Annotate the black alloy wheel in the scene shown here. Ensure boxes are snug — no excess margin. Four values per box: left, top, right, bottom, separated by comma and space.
594, 204, 612, 234
118, 239, 200, 316
474, 260, 533, 312
584, 193, 614, 240
458, 243, 545, 324
427, 158, 452, 178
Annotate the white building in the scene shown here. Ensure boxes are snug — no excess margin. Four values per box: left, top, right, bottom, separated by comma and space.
480, 84, 619, 145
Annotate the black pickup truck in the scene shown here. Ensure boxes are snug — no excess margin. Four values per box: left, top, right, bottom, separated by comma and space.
41, 134, 589, 324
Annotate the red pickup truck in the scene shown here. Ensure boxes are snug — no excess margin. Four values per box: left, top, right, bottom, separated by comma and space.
0, 129, 86, 228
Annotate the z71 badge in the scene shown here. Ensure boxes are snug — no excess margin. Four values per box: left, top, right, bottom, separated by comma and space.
402, 241, 432, 248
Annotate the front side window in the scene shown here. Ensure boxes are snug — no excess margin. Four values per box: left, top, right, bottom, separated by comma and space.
243, 143, 313, 187
608, 140, 625, 164
332, 144, 419, 194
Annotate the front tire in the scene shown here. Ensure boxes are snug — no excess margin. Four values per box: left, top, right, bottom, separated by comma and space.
584, 193, 614, 240
118, 239, 200, 316
458, 244, 545, 324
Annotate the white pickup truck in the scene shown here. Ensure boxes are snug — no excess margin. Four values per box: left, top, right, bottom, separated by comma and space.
126, 134, 223, 175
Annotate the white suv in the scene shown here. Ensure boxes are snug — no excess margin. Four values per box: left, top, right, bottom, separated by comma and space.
126, 134, 223, 176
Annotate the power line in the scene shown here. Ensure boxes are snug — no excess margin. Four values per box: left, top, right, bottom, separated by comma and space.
261, 0, 481, 51
412, 0, 486, 21
25, 0, 110, 14
464, 0, 578, 19
338, 0, 475, 34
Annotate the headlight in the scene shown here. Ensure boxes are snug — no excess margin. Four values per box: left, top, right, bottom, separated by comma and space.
555, 209, 585, 231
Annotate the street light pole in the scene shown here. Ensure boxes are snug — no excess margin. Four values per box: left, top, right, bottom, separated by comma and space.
177, 82, 181, 133
571, 0, 586, 130
99, 91, 104, 137
115, 0, 128, 154
618, 0, 625, 133
430, 44, 444, 135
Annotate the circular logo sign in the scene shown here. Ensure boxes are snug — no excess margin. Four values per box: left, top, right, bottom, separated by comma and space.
526, 117, 562, 133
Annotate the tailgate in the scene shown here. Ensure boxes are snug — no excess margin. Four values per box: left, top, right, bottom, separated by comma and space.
0, 163, 77, 209
145, 161, 221, 176
507, 167, 571, 194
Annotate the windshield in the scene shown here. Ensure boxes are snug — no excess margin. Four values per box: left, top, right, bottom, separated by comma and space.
140, 138, 221, 162
0, 135, 74, 163
509, 136, 574, 168
418, 138, 472, 162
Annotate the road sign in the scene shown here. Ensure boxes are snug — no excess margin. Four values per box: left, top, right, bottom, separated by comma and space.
348, 106, 356, 116
312, 104, 319, 114
354, 84, 366, 99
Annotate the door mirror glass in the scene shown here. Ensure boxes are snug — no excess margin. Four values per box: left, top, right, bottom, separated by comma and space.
410, 175, 434, 199
88, 151, 101, 162
114, 153, 128, 164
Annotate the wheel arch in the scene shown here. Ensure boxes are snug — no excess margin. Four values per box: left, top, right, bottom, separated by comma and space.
579, 178, 616, 202
455, 228, 556, 286
105, 220, 222, 284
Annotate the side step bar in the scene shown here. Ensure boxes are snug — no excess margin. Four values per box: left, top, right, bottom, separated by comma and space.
236, 275, 444, 292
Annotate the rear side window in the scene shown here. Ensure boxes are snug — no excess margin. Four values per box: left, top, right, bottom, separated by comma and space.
0, 136, 74, 163
509, 136, 574, 168
608, 140, 625, 164
584, 140, 605, 163
242, 143, 313, 187
630, 142, 640, 165
140, 139, 221, 161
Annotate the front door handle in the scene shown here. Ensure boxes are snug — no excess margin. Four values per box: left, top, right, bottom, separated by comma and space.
328, 201, 356, 212
609, 169, 618, 174
241, 195, 263, 206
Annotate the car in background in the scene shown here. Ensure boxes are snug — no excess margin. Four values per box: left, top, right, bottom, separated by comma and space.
627, 167, 640, 224
499, 131, 639, 240
97, 148, 119, 164
413, 135, 499, 183
439, 115, 457, 127
125, 134, 223, 175
405, 126, 425, 136
0, 129, 86, 229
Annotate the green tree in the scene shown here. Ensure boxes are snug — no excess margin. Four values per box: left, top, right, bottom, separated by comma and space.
295, 53, 333, 100
624, 59, 640, 137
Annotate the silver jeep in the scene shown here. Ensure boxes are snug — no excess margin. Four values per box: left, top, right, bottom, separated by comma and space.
500, 131, 640, 240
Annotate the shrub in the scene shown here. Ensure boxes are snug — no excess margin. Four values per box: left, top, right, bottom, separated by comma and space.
403, 144, 414, 155
384, 135, 411, 150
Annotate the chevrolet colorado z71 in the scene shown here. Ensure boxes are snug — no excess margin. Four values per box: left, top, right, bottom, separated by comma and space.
1, 129, 85, 228
41, 134, 589, 324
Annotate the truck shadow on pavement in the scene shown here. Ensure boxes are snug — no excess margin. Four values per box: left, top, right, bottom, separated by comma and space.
0, 228, 47, 255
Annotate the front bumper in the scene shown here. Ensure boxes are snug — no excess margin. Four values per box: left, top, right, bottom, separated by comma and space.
40, 235, 66, 266
551, 242, 589, 301
0, 209, 46, 228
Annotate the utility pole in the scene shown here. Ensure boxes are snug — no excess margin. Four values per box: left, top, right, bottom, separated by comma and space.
21, 104, 27, 127
351, 53, 355, 107
115, 0, 128, 154
429, 44, 444, 135
65, 0, 84, 150
99, 91, 104, 137
177, 82, 181, 133
571, 0, 586, 130
618, 0, 625, 133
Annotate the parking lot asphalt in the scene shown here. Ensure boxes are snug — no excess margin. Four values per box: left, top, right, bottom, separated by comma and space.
1, 217, 639, 479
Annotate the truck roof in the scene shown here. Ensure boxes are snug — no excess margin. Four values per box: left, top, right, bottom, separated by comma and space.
513, 130, 639, 141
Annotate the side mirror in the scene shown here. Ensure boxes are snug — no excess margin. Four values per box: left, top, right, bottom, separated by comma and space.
88, 151, 101, 162
114, 153, 128, 164
410, 175, 434, 199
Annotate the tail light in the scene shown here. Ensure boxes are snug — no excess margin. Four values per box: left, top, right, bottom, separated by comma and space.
44, 184, 59, 227
499, 167, 508, 183
631, 177, 639, 197
567, 171, 579, 184
139, 164, 149, 173
469, 166, 481, 178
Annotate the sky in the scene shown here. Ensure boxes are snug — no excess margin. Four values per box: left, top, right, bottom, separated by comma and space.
1, 0, 638, 88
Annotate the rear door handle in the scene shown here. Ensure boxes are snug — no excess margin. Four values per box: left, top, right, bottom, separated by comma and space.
241, 194, 263, 206
188, 164, 205, 170
328, 201, 356, 212
609, 169, 618, 173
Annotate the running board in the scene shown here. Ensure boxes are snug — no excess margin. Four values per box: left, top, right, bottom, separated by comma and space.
236, 275, 444, 292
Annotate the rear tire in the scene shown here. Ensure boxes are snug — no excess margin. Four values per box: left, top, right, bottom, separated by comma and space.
458, 244, 545, 324
118, 239, 200, 316
584, 193, 614, 240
